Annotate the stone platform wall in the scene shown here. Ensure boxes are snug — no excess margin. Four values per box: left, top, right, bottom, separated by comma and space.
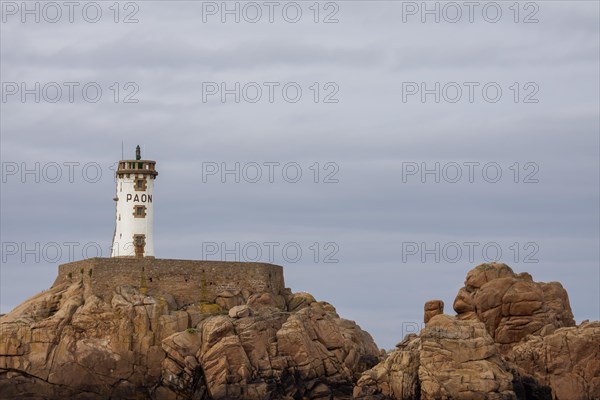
53, 258, 285, 306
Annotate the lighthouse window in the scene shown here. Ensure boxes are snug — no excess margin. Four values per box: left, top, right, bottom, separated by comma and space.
133, 205, 146, 218
134, 178, 147, 191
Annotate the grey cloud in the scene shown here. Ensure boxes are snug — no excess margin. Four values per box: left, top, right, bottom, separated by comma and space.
1, 1, 598, 349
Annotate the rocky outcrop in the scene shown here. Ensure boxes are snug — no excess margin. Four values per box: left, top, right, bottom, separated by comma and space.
423, 300, 444, 324
453, 263, 575, 353
352, 333, 421, 400
419, 315, 516, 399
2, 261, 596, 400
354, 315, 516, 400
0, 280, 379, 399
507, 321, 600, 400
354, 263, 597, 400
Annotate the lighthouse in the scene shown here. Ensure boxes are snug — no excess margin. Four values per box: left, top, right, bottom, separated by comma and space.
111, 145, 158, 258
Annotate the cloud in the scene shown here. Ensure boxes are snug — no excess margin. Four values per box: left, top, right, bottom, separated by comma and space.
1, 1, 599, 348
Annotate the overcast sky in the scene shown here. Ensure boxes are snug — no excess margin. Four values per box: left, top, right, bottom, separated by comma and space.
1, 1, 599, 349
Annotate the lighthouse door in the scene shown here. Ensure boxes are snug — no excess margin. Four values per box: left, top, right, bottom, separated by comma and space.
133, 234, 146, 257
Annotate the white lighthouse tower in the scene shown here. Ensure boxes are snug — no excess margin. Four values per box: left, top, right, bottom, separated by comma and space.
111, 145, 158, 258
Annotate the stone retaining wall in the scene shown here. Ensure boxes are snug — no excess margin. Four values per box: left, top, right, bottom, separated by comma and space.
54, 257, 285, 306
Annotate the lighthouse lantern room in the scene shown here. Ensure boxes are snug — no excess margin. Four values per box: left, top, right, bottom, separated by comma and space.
111, 145, 158, 258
